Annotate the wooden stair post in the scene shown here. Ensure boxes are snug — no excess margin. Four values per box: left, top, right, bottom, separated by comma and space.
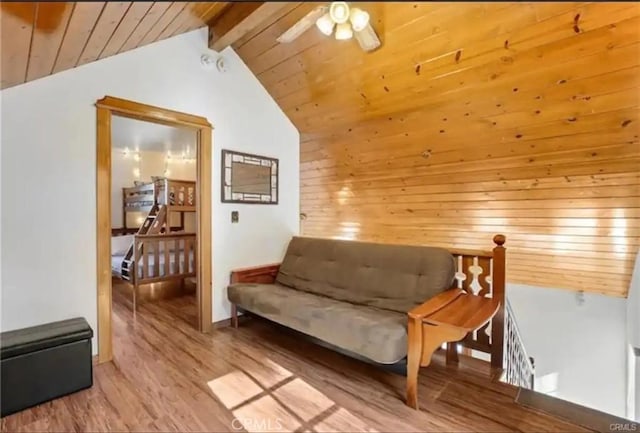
491, 234, 506, 370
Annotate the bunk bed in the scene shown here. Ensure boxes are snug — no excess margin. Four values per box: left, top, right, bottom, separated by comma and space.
112, 177, 197, 310
116, 177, 195, 234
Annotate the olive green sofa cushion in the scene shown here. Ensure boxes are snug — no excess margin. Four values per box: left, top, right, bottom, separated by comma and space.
227, 236, 455, 364
227, 282, 407, 364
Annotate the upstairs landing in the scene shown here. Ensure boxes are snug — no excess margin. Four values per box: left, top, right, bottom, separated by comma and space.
1, 294, 593, 432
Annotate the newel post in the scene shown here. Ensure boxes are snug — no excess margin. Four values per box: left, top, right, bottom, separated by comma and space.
491, 234, 506, 369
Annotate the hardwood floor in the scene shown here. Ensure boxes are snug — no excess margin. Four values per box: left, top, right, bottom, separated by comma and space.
2, 294, 591, 432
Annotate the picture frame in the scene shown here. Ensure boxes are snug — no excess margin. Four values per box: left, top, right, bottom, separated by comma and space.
221, 149, 279, 204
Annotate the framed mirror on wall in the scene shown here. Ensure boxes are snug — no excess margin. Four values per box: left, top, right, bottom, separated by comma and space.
221, 149, 278, 204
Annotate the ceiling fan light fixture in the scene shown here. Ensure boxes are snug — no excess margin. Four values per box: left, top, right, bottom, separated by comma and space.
349, 8, 369, 32
335, 22, 353, 40
329, 2, 350, 24
354, 23, 381, 51
316, 12, 335, 36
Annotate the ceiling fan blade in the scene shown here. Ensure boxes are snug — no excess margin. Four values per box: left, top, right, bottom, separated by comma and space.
276, 6, 328, 43
355, 23, 381, 52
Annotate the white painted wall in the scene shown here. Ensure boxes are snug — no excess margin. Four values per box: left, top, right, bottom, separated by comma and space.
627, 252, 640, 420
0, 89, 3, 318
0, 28, 300, 353
508, 284, 627, 418
628, 253, 640, 350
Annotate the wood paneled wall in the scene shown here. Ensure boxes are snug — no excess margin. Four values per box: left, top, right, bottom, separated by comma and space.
236, 2, 640, 297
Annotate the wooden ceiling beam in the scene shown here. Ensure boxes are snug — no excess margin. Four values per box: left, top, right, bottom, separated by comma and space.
207, 2, 291, 52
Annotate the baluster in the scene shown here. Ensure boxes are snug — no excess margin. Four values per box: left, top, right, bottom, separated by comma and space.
468, 256, 483, 295
454, 255, 466, 289
485, 320, 493, 345
502, 300, 534, 389
163, 239, 170, 277
142, 242, 148, 279
477, 257, 492, 297
152, 240, 159, 278
183, 238, 190, 274
134, 238, 141, 286
174, 239, 180, 275
484, 258, 495, 343
178, 186, 185, 205
464, 255, 483, 340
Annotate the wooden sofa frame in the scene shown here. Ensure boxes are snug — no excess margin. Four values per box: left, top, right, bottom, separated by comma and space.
229, 235, 506, 409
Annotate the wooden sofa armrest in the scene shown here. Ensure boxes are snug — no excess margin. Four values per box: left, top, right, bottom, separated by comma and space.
230, 263, 281, 284
409, 289, 500, 329
406, 289, 500, 410
409, 289, 463, 320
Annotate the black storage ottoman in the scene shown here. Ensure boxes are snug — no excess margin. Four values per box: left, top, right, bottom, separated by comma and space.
1, 317, 93, 417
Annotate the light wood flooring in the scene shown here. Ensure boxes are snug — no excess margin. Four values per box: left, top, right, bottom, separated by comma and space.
1, 290, 591, 432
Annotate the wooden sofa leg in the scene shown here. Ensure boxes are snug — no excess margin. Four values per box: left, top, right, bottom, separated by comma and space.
406, 317, 422, 409
231, 304, 238, 328
446, 342, 459, 365
407, 321, 468, 410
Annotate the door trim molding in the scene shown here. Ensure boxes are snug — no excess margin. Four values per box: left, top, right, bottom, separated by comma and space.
96, 96, 213, 363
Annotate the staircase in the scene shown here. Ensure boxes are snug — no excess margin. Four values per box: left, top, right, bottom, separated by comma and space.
502, 298, 535, 389
121, 204, 167, 280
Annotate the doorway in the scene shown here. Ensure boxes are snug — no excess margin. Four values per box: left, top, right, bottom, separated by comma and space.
96, 96, 212, 364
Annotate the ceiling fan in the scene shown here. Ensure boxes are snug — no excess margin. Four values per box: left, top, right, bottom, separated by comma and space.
276, 2, 381, 52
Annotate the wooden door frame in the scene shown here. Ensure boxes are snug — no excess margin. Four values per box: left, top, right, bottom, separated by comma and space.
96, 96, 213, 364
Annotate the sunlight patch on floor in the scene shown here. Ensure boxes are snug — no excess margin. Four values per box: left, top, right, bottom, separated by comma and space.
206, 357, 376, 432
243, 357, 294, 389
273, 378, 334, 422
207, 370, 263, 409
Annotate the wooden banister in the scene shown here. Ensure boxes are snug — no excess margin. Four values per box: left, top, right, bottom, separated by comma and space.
130, 233, 197, 310
155, 178, 196, 209
444, 234, 506, 370
491, 234, 506, 369
135, 233, 196, 240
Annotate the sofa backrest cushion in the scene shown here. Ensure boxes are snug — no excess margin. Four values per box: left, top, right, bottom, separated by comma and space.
276, 237, 455, 313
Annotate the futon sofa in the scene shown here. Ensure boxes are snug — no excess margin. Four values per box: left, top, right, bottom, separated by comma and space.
227, 236, 456, 364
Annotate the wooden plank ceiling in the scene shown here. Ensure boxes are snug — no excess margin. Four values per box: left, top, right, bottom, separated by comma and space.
1, 2, 638, 297
0, 2, 229, 89
231, 2, 640, 297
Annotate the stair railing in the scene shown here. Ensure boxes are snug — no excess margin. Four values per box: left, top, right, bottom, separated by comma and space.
503, 298, 535, 389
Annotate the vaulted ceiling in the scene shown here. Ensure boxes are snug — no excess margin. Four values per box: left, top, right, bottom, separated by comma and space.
0, 2, 229, 89
0, 1, 311, 90
1, 2, 639, 296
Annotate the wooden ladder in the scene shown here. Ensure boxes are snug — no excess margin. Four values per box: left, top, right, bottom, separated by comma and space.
121, 204, 167, 280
